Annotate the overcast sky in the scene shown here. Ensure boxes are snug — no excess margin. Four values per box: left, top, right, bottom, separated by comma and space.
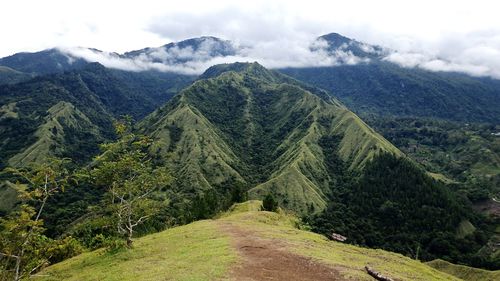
2, 0, 500, 77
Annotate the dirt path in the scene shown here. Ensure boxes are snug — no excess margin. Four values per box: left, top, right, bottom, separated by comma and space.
217, 221, 344, 281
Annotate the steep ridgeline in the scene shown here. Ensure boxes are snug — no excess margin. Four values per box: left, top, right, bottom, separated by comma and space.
0, 63, 192, 168
140, 62, 400, 215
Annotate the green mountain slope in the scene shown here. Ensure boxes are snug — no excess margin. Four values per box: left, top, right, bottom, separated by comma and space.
37, 201, 463, 281
7, 101, 101, 167
0, 63, 193, 168
427, 259, 500, 281
139, 62, 400, 215
280, 62, 500, 123
0, 66, 32, 85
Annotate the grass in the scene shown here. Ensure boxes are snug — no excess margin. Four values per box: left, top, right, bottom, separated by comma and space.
427, 259, 500, 281
456, 220, 476, 239
220, 202, 460, 281
37, 200, 478, 281
35, 220, 237, 281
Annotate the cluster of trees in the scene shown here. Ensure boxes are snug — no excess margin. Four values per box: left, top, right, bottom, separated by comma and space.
307, 152, 499, 269
367, 116, 500, 201
0, 120, 172, 280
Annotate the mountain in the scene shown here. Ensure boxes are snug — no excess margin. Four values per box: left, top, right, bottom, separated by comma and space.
315, 32, 386, 60
134, 62, 497, 268
36, 201, 472, 281
281, 35, 500, 124
0, 66, 33, 84
0, 48, 88, 75
139, 62, 400, 215
3, 34, 499, 125
0, 62, 193, 168
124, 36, 237, 64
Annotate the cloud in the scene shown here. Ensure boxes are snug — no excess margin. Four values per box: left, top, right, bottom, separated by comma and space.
5, 0, 498, 78
383, 30, 500, 78
59, 37, 369, 75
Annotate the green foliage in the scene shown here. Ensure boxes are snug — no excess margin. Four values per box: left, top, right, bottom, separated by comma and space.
309, 152, 497, 269
262, 193, 278, 212
37, 220, 236, 281
0, 205, 49, 280
281, 61, 500, 123
0, 158, 77, 280
140, 62, 399, 215
0, 62, 193, 169
367, 116, 500, 200
427, 259, 500, 281
91, 121, 172, 247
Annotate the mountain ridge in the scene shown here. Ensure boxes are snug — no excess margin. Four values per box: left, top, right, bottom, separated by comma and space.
140, 62, 401, 214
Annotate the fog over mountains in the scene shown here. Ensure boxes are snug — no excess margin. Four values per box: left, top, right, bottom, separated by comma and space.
6, 33, 493, 78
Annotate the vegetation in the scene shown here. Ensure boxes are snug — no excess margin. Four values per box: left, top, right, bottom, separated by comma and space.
427, 259, 500, 281
91, 120, 172, 247
37, 201, 466, 281
308, 152, 498, 269
262, 193, 278, 212
140, 62, 399, 216
0, 62, 193, 170
0, 159, 80, 280
366, 116, 500, 200
36, 220, 236, 281
1, 61, 498, 276
281, 61, 500, 123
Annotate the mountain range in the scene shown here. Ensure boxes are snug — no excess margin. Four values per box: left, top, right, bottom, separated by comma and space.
0, 32, 499, 274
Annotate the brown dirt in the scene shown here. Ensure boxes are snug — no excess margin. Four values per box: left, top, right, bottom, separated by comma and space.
217, 221, 345, 281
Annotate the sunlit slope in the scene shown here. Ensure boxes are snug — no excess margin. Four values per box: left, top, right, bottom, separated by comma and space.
140, 62, 401, 214
427, 259, 500, 281
38, 201, 460, 281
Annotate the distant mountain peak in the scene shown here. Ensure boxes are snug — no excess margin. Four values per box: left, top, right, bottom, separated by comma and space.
315, 33, 386, 60
317, 33, 353, 48
124, 36, 237, 64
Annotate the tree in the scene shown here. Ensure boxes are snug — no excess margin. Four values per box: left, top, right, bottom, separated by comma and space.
0, 158, 73, 281
92, 120, 172, 247
262, 193, 278, 212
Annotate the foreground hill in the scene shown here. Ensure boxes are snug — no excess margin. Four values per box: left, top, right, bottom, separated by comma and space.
37, 201, 466, 281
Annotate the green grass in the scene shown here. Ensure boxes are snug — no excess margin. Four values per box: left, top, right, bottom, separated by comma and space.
427, 259, 500, 281
219, 202, 460, 281
37, 201, 474, 281
456, 220, 476, 239
35, 220, 236, 281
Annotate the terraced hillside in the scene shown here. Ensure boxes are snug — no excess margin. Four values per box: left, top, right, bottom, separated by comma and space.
37, 201, 468, 281
140, 62, 401, 214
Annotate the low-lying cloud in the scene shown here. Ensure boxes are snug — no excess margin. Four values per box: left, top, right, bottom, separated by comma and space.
59, 37, 369, 75
383, 30, 500, 78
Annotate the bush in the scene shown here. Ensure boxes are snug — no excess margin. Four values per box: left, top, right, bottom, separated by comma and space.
262, 194, 278, 212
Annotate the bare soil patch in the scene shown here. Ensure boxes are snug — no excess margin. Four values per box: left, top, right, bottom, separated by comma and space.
218, 221, 345, 281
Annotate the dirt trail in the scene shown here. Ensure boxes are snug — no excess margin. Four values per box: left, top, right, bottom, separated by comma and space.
217, 221, 344, 281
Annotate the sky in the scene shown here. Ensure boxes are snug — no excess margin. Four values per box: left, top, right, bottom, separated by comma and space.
2, 0, 500, 77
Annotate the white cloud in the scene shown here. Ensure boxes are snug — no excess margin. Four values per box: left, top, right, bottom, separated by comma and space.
2, 0, 500, 78
59, 36, 369, 75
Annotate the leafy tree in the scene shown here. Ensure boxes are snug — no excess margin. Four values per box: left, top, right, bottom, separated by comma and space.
91, 119, 172, 247
262, 194, 278, 212
0, 158, 74, 281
